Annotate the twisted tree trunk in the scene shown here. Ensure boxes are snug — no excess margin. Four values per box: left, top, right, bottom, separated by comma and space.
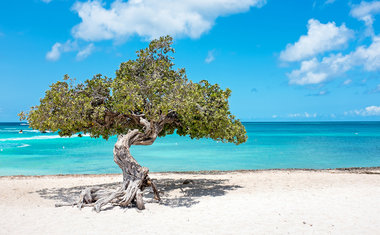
61, 119, 162, 212
56, 116, 175, 212
109, 129, 161, 210
69, 131, 161, 212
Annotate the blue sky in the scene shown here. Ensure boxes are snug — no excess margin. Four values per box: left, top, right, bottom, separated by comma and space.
1, 0, 380, 122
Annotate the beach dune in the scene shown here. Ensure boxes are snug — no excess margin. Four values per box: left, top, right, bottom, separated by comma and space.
1, 168, 380, 234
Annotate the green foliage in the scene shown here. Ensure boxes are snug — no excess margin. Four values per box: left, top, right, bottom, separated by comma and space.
21, 36, 247, 144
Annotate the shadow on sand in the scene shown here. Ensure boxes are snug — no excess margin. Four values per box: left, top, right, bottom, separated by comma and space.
36, 178, 241, 209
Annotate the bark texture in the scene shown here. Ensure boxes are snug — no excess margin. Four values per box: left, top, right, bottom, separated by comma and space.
60, 117, 165, 212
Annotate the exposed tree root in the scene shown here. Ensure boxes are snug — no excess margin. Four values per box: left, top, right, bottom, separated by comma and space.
55, 176, 160, 212
56, 123, 164, 212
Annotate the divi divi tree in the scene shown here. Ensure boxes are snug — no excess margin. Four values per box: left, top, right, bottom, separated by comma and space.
20, 36, 247, 212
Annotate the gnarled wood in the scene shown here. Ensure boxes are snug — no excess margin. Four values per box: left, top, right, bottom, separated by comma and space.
136, 189, 145, 210
70, 119, 162, 212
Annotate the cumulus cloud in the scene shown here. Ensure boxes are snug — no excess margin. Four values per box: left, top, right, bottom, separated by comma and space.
46, 40, 95, 61
46, 43, 61, 61
350, 1, 380, 27
205, 50, 216, 63
45, 0, 266, 60
281, 2, 380, 88
71, 0, 266, 41
288, 54, 350, 85
288, 36, 380, 85
345, 105, 380, 116
46, 41, 77, 61
280, 19, 353, 62
351, 1, 380, 36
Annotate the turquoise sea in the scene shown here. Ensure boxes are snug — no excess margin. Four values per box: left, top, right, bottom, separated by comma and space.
0, 122, 379, 176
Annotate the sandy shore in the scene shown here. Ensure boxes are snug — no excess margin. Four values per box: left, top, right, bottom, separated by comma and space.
1, 168, 380, 234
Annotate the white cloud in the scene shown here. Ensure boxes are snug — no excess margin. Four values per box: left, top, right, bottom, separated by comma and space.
46, 43, 62, 61
307, 90, 329, 96
71, 0, 266, 41
46, 41, 78, 61
280, 19, 353, 62
288, 112, 317, 118
288, 54, 350, 85
288, 113, 301, 118
41, 0, 52, 3
76, 43, 95, 60
46, 40, 94, 61
353, 36, 380, 70
343, 79, 352, 85
288, 36, 380, 85
351, 1, 380, 36
288, 58, 328, 85
365, 105, 380, 115
346, 105, 380, 116
205, 50, 215, 63
272, 115, 278, 118
350, 1, 380, 27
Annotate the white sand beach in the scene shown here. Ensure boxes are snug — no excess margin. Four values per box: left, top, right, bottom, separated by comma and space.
1, 168, 380, 234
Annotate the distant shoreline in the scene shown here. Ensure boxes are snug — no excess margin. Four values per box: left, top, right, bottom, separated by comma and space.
2, 166, 379, 178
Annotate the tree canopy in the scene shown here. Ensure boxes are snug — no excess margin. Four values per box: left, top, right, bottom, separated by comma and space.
20, 36, 247, 145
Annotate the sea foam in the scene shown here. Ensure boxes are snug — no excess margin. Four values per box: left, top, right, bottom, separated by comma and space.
17, 144, 31, 148
0, 134, 91, 142
0, 135, 63, 142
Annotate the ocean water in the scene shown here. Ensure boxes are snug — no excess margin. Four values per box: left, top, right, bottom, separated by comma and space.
0, 122, 379, 176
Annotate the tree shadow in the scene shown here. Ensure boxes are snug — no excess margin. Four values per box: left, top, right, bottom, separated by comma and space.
36, 182, 121, 204
36, 178, 241, 209
152, 178, 241, 207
